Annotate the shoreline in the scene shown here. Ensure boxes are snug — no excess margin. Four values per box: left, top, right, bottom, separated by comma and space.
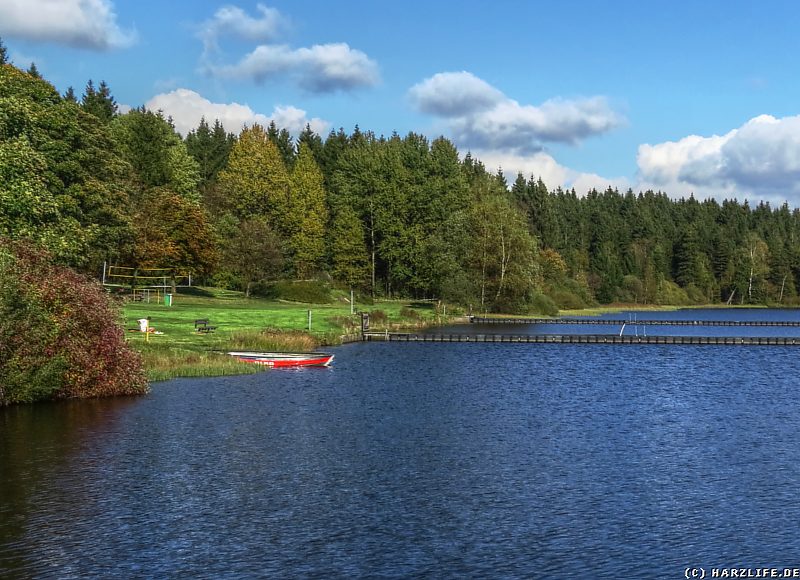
127, 293, 462, 383
137, 296, 792, 383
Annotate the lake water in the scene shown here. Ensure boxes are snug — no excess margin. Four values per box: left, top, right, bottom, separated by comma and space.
3, 309, 800, 578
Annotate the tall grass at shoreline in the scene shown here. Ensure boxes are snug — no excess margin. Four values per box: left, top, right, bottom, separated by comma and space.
228, 329, 320, 352
138, 342, 262, 382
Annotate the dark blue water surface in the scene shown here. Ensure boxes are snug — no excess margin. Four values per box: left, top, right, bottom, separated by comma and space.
3, 313, 800, 578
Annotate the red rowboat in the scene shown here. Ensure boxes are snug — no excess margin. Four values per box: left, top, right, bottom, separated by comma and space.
228, 351, 334, 368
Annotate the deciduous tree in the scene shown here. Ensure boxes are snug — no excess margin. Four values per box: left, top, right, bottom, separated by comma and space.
221, 216, 284, 297
216, 124, 290, 228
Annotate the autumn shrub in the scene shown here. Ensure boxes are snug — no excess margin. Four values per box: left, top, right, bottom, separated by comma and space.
544, 277, 596, 310
368, 309, 388, 326
327, 315, 359, 333
684, 283, 714, 305
0, 240, 148, 405
355, 292, 374, 305
655, 280, 691, 306
549, 289, 587, 310
209, 270, 243, 292
616, 275, 646, 304
399, 306, 420, 320
527, 292, 559, 317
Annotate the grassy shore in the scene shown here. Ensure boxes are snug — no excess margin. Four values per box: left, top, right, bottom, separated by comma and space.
558, 303, 779, 317
558, 304, 681, 317
124, 289, 777, 382
121, 287, 453, 381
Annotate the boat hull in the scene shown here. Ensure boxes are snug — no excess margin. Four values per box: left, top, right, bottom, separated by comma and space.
228, 351, 334, 368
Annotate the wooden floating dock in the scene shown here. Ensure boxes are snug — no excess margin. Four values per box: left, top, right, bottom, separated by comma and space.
469, 317, 800, 327
363, 332, 800, 345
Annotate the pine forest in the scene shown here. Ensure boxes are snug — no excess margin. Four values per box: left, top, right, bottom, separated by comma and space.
3, 54, 800, 315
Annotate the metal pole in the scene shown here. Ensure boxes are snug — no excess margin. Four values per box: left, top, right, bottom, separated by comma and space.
350, 289, 354, 315
102, 261, 106, 285
308, 310, 312, 331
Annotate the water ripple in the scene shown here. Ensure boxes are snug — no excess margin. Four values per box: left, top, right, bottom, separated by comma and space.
2, 337, 800, 578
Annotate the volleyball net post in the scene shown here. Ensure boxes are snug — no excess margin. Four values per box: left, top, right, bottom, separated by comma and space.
102, 265, 193, 301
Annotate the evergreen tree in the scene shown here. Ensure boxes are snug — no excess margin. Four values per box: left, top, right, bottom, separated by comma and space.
373, 134, 414, 295
26, 62, 41, 78
510, 172, 528, 214
63, 86, 77, 102
329, 203, 370, 289
267, 120, 295, 168
111, 108, 200, 202
673, 226, 716, 301
185, 117, 234, 188
297, 124, 324, 165
0, 37, 7, 65
81, 79, 117, 122
319, 128, 349, 189
289, 143, 328, 277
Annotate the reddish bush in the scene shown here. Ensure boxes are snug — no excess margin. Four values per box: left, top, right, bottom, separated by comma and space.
0, 240, 148, 405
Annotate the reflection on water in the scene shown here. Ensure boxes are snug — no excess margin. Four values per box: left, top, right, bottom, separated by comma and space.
0, 397, 141, 574
3, 314, 800, 577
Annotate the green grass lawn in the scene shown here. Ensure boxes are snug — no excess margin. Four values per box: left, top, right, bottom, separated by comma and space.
121, 287, 451, 381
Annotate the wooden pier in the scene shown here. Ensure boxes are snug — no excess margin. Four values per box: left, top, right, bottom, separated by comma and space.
363, 332, 800, 345
469, 317, 800, 327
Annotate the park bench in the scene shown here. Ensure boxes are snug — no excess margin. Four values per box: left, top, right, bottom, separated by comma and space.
194, 319, 217, 333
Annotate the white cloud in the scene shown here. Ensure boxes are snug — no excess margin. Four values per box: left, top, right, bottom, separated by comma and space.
269, 104, 328, 136
637, 133, 730, 186
208, 42, 379, 92
473, 149, 629, 194
144, 88, 329, 138
474, 150, 570, 186
454, 96, 622, 153
199, 4, 379, 93
408, 72, 505, 117
0, 0, 135, 50
198, 3, 284, 54
571, 172, 630, 196
409, 71, 623, 154
637, 114, 800, 203
408, 71, 625, 195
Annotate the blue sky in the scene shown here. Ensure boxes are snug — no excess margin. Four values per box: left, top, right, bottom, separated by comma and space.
3, 0, 800, 205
